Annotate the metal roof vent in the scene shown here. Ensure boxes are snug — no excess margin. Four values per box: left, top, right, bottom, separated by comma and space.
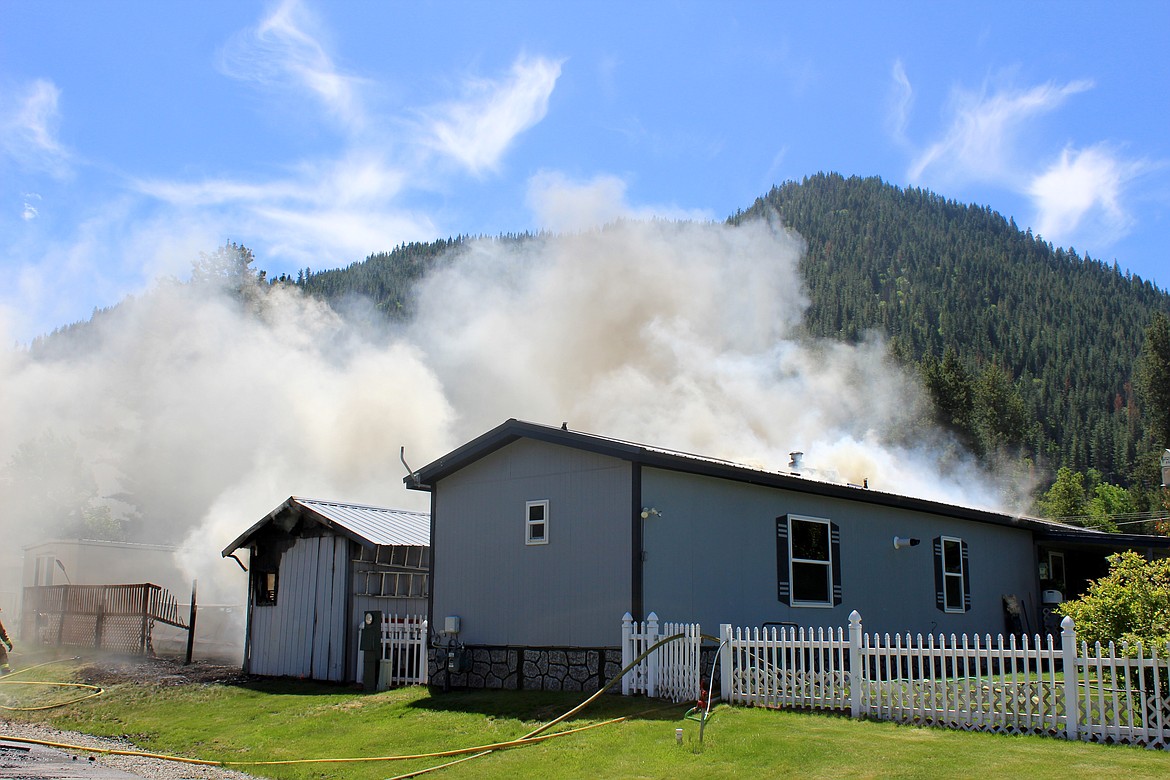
788, 451, 804, 472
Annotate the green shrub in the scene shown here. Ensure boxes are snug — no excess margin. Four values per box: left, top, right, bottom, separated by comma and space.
1058, 551, 1170, 651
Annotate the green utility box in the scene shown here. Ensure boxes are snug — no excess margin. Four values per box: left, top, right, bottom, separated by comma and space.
360, 610, 382, 690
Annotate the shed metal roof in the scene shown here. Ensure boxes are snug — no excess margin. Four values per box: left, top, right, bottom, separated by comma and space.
221, 496, 429, 557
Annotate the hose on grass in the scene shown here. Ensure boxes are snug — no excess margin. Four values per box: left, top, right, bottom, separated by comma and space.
386, 630, 714, 779
0, 632, 705, 774
0, 657, 105, 712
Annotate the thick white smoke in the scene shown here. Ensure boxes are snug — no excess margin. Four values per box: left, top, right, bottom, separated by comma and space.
0, 215, 1011, 627
409, 217, 1001, 505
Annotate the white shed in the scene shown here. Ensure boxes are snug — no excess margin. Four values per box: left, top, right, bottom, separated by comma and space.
222, 497, 430, 682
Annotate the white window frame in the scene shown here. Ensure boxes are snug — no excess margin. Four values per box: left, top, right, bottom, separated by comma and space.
788, 514, 834, 608
525, 500, 549, 546
940, 536, 965, 613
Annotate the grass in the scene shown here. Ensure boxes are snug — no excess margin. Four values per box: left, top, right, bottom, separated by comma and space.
2, 655, 1170, 779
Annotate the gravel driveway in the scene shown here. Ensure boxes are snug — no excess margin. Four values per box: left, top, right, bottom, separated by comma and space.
1, 657, 262, 780
0, 722, 260, 780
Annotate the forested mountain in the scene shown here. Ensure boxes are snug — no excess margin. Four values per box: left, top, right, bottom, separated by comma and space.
299, 236, 469, 319
731, 174, 1169, 500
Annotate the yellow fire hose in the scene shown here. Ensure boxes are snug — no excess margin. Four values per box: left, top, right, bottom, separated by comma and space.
0, 633, 705, 776
0, 657, 105, 712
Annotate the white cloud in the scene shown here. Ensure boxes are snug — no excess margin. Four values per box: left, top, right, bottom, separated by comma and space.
218, 0, 367, 131
4, 4, 565, 343
134, 148, 431, 269
526, 171, 711, 233
1028, 144, 1144, 248
887, 59, 913, 145
908, 78, 1092, 187
22, 193, 41, 221
1, 79, 71, 177
424, 55, 563, 175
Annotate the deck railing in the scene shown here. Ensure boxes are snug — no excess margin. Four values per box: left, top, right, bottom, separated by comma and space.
21, 583, 191, 656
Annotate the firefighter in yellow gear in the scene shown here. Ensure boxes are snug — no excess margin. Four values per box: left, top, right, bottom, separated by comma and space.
0, 606, 12, 675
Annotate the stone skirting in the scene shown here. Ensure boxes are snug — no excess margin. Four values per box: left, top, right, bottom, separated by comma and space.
429, 645, 625, 691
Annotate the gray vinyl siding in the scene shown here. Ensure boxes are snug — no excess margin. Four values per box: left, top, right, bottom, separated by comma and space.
640, 468, 1037, 637
431, 438, 632, 648
247, 534, 350, 680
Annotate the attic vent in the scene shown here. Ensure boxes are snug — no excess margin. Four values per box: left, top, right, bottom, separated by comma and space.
788, 451, 804, 471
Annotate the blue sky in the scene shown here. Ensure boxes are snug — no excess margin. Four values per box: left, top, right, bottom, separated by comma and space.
3, 0, 1167, 344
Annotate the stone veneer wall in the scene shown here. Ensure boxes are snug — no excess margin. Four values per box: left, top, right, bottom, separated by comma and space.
429, 646, 626, 692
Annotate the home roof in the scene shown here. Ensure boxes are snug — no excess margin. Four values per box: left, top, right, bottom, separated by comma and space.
407, 418, 1170, 547
221, 497, 429, 557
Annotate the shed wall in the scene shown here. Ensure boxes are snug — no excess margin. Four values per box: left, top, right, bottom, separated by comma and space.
430, 438, 632, 648
247, 534, 350, 680
641, 468, 1039, 637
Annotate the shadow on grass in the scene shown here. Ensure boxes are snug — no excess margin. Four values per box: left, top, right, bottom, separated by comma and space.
408, 687, 691, 723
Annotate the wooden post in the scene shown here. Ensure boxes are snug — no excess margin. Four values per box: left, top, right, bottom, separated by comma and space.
184, 580, 198, 666
94, 597, 105, 650
139, 585, 150, 655
849, 610, 863, 719
56, 585, 69, 647
1061, 616, 1079, 741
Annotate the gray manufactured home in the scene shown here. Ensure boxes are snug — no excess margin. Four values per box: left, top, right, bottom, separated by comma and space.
222, 497, 429, 682
408, 419, 1170, 690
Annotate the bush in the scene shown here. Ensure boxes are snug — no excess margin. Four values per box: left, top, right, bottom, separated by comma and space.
1057, 551, 1170, 651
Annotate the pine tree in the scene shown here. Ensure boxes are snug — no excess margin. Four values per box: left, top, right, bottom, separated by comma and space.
1136, 312, 1170, 448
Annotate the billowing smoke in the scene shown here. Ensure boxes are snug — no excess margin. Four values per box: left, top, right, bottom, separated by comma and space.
408, 217, 1003, 504
0, 215, 1013, 634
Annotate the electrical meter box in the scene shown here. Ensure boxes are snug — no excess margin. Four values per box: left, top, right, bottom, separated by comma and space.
359, 610, 383, 651
446, 647, 470, 674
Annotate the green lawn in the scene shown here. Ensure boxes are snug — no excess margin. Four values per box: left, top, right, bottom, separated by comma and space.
2, 657, 1169, 779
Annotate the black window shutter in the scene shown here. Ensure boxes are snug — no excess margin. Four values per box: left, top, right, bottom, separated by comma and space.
932, 537, 945, 611
831, 522, 842, 606
776, 516, 790, 605
961, 540, 971, 612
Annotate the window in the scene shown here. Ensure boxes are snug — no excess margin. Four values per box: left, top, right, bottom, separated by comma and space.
776, 515, 841, 607
933, 536, 970, 613
255, 570, 278, 606
526, 500, 549, 545
1047, 550, 1066, 593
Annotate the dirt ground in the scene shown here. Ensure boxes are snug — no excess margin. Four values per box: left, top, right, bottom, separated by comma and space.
68, 655, 251, 688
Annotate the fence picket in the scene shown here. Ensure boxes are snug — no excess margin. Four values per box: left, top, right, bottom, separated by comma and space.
623, 611, 1170, 750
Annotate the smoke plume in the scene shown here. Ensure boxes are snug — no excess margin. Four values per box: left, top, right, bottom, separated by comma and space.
0, 215, 1012, 620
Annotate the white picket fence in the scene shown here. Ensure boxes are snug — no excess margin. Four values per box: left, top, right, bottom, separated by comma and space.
373, 614, 429, 688
620, 612, 702, 701
723, 623, 851, 713
621, 610, 1170, 749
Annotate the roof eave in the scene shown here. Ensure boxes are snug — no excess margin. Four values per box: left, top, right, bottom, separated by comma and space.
407, 419, 1048, 530
220, 496, 299, 557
